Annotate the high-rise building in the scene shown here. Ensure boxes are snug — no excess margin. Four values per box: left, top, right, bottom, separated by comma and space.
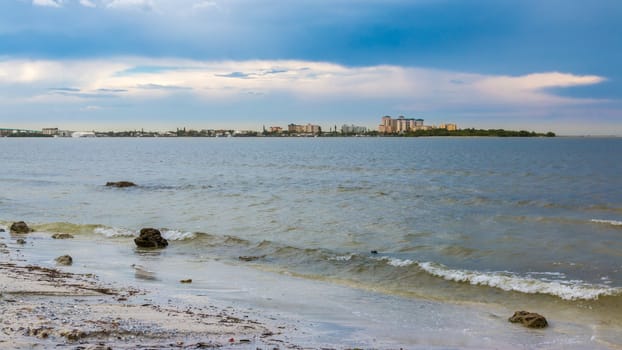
378, 116, 423, 133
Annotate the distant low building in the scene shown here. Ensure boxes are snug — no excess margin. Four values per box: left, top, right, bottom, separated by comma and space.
269, 126, 283, 133
288, 123, 321, 135
71, 131, 96, 138
42, 128, 59, 135
379, 116, 425, 133
341, 124, 367, 134
439, 123, 458, 131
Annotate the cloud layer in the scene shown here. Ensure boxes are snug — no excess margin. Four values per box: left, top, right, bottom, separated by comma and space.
0, 57, 610, 131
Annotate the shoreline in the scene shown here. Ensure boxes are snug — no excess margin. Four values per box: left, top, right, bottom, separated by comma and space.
0, 243, 297, 349
2, 226, 621, 349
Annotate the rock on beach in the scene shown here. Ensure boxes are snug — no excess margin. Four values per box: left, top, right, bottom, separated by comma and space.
105, 181, 137, 188
55, 255, 73, 266
10, 221, 32, 233
509, 311, 548, 328
52, 233, 74, 239
134, 228, 168, 248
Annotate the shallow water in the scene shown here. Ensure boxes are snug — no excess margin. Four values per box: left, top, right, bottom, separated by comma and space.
1, 137, 622, 347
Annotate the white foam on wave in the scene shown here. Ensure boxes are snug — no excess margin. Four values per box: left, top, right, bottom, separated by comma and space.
380, 257, 415, 267
160, 229, 196, 241
94, 227, 136, 237
329, 254, 354, 261
591, 219, 622, 226
417, 261, 620, 301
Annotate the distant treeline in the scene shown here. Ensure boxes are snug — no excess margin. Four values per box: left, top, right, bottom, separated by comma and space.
2, 128, 556, 138
397, 128, 556, 137
5, 133, 53, 137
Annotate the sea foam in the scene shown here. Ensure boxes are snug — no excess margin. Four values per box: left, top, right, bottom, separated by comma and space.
160, 229, 196, 241
329, 254, 354, 261
591, 219, 622, 226
94, 227, 136, 237
380, 257, 416, 267
417, 261, 620, 301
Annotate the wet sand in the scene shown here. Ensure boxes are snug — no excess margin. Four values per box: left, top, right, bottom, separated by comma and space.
0, 245, 295, 349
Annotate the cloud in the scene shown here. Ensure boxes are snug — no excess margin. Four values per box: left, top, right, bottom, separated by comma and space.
215, 72, 253, 79
193, 0, 216, 10
0, 58, 607, 112
49, 87, 81, 92
79, 0, 97, 7
105, 0, 154, 11
32, 0, 63, 7
137, 83, 192, 90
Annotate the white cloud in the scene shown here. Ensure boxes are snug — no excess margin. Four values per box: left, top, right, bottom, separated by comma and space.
0, 58, 607, 113
32, 0, 63, 7
105, 0, 154, 10
79, 0, 97, 7
193, 0, 216, 10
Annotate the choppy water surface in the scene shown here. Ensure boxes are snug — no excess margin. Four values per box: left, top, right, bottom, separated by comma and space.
2, 137, 622, 329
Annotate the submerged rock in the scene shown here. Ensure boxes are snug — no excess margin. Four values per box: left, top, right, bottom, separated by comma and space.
55, 255, 73, 266
0, 228, 5, 232
105, 181, 137, 188
52, 233, 74, 239
509, 311, 548, 328
134, 228, 168, 248
16, 238, 26, 245
180, 279, 192, 284
238, 255, 265, 262
10, 221, 32, 233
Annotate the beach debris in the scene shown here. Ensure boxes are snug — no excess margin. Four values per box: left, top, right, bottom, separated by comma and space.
27, 327, 53, 339
16, 238, 26, 245
60, 328, 87, 340
131, 264, 156, 280
55, 255, 73, 266
52, 233, 74, 239
134, 228, 169, 248
180, 279, 193, 283
238, 255, 265, 262
105, 181, 137, 188
508, 311, 548, 328
10, 221, 32, 233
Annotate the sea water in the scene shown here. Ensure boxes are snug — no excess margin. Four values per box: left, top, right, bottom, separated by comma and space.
1, 137, 621, 348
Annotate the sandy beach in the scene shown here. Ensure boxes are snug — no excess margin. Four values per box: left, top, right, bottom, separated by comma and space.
0, 239, 298, 349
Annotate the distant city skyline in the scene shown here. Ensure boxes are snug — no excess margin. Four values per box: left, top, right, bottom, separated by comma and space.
1, 1, 621, 135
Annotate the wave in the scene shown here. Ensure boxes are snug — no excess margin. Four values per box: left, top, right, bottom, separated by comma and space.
378, 257, 415, 267
5, 219, 620, 302
416, 261, 621, 301
591, 219, 622, 226
160, 229, 196, 241
94, 227, 136, 237
93, 226, 196, 241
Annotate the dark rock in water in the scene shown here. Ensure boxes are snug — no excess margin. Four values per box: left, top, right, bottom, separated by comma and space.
0, 228, 5, 232
105, 181, 137, 188
52, 233, 74, 239
370, 250, 379, 254
238, 255, 265, 262
16, 238, 26, 245
55, 255, 73, 266
10, 221, 32, 233
180, 279, 192, 284
134, 228, 168, 248
509, 311, 548, 328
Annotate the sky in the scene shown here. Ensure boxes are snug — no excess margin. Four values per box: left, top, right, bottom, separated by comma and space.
0, 0, 621, 134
